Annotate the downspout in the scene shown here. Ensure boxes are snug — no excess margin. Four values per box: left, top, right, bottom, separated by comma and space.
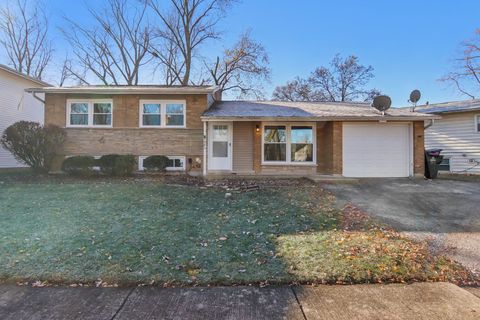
28, 91, 45, 104
424, 119, 434, 129
203, 121, 207, 177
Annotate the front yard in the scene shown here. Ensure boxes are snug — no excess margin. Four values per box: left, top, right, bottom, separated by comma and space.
0, 174, 475, 286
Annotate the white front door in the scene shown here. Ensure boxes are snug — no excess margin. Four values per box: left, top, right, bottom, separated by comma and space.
208, 122, 232, 171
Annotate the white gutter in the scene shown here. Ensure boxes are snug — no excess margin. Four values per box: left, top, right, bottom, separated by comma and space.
200, 115, 441, 122
25, 86, 219, 95
30, 92, 45, 104
203, 121, 207, 176
424, 119, 435, 129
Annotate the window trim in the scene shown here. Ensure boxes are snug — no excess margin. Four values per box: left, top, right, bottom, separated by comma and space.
66, 99, 113, 128
261, 122, 317, 165
138, 156, 186, 171
475, 115, 480, 133
438, 157, 451, 172
139, 100, 187, 128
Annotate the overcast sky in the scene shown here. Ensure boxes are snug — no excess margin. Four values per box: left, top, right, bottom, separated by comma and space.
3, 0, 480, 106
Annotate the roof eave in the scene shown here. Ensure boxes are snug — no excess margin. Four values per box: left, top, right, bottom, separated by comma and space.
201, 115, 441, 121
421, 108, 480, 115
0, 64, 52, 87
25, 86, 219, 95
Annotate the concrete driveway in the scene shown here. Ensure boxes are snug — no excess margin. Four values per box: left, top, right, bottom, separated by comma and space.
323, 178, 480, 274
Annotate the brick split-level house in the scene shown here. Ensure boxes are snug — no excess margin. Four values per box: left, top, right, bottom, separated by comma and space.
26, 85, 439, 178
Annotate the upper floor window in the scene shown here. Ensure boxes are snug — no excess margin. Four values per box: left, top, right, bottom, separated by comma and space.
476, 115, 480, 132
139, 100, 186, 128
67, 100, 112, 127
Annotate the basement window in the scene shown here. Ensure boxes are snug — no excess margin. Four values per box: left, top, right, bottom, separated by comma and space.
438, 158, 450, 172
138, 156, 186, 171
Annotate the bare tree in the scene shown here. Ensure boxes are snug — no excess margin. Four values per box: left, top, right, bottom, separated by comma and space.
207, 32, 270, 98
272, 54, 380, 102
272, 78, 317, 102
62, 0, 152, 85
149, 0, 232, 85
0, 0, 52, 79
440, 30, 480, 99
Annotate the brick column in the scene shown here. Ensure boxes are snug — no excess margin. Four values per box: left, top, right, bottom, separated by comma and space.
332, 121, 343, 175
413, 121, 425, 176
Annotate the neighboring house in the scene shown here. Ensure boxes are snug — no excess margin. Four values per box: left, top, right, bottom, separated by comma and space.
0, 64, 51, 168
415, 100, 480, 174
25, 85, 438, 177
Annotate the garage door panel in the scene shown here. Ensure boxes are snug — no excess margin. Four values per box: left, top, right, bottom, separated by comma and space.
343, 123, 411, 178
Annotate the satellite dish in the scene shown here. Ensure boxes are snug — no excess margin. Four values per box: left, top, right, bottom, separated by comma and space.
409, 90, 421, 104
372, 95, 392, 113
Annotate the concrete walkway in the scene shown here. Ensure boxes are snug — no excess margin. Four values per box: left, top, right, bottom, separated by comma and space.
0, 283, 479, 320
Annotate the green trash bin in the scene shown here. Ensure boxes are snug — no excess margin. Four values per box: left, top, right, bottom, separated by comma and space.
425, 149, 443, 179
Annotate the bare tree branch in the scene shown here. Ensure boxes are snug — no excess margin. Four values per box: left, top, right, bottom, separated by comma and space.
149, 0, 233, 85
62, 0, 152, 85
273, 54, 379, 102
441, 29, 480, 98
0, 0, 52, 80
206, 31, 270, 98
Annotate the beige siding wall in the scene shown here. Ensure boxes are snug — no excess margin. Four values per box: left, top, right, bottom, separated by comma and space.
425, 111, 480, 174
232, 122, 254, 173
44, 93, 208, 172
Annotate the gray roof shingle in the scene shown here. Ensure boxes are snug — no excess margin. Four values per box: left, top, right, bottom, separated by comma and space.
202, 101, 438, 120
413, 99, 480, 114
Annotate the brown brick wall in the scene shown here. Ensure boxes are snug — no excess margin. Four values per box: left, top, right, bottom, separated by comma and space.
331, 122, 343, 175
413, 121, 425, 176
45, 93, 209, 171
45, 93, 208, 129
316, 121, 342, 175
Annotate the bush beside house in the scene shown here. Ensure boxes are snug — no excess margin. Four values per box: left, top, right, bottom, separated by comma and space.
61, 156, 96, 176
143, 155, 169, 172
97, 154, 136, 177
0, 121, 66, 174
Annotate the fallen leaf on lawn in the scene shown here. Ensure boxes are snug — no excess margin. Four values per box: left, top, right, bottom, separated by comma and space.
32, 280, 46, 287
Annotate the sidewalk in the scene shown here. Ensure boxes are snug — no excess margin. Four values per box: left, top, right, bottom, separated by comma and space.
0, 282, 479, 320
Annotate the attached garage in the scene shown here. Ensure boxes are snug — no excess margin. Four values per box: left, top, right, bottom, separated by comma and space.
342, 122, 412, 177
202, 101, 438, 177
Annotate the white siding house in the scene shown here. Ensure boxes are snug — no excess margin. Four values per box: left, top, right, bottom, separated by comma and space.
417, 100, 480, 174
0, 64, 50, 168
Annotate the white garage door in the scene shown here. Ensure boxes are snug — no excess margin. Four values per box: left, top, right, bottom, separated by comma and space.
343, 123, 412, 177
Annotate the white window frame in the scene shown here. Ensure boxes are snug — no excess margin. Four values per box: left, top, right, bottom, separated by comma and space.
138, 156, 186, 171
261, 122, 317, 165
438, 157, 451, 172
139, 100, 186, 128
475, 115, 480, 133
66, 99, 113, 128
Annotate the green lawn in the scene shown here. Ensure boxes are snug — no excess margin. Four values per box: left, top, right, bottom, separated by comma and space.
0, 176, 475, 286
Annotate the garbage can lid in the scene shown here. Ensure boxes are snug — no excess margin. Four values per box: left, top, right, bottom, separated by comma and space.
426, 148, 442, 156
